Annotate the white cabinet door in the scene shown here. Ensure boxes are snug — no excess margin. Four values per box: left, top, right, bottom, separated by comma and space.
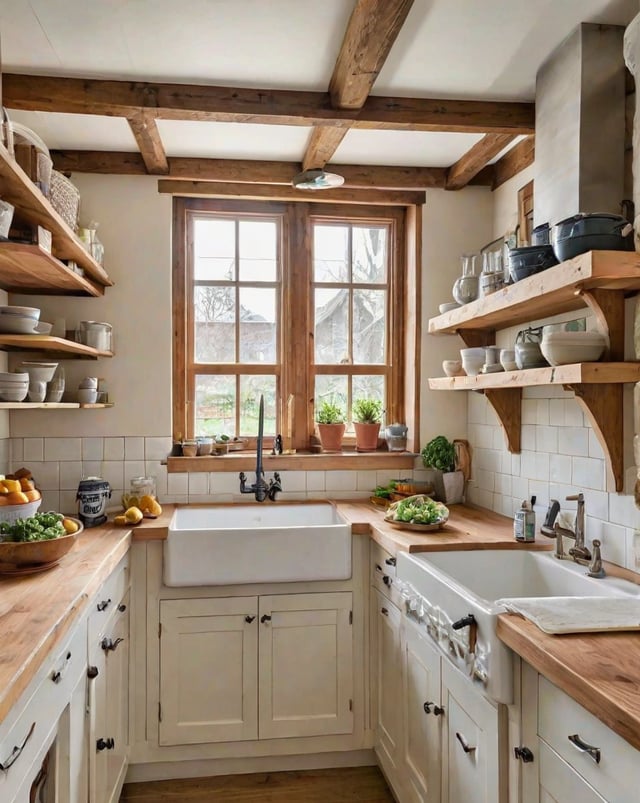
538, 741, 606, 802
259, 592, 353, 739
159, 596, 258, 746
441, 661, 506, 803
67, 669, 89, 803
401, 618, 442, 803
371, 589, 402, 782
89, 592, 130, 803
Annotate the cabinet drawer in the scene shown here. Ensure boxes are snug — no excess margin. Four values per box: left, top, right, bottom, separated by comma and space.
88, 554, 130, 646
0, 620, 86, 802
370, 543, 402, 607
538, 675, 638, 803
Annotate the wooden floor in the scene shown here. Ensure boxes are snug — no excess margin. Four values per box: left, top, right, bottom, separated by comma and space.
120, 766, 395, 802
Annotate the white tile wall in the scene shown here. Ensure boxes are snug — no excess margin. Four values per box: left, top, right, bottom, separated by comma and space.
466, 391, 640, 572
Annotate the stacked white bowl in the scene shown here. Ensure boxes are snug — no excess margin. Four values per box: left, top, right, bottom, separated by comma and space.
540, 330, 607, 366
0, 371, 29, 402
0, 305, 40, 334
460, 347, 486, 376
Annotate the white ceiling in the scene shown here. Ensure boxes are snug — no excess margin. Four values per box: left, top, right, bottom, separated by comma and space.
1, 0, 638, 167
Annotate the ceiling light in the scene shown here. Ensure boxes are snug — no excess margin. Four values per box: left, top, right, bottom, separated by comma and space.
292, 168, 345, 191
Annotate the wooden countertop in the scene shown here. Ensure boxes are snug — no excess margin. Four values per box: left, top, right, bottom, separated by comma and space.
497, 613, 640, 752
0, 524, 131, 724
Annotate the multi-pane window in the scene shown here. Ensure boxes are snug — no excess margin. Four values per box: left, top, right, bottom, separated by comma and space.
173, 198, 414, 449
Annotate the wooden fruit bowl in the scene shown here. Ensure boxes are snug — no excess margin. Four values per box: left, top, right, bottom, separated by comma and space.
0, 519, 83, 568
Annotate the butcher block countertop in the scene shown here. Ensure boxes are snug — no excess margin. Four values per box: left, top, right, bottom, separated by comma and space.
498, 613, 640, 752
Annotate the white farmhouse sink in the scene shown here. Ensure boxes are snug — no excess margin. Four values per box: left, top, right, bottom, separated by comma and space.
396, 549, 638, 704
164, 503, 351, 587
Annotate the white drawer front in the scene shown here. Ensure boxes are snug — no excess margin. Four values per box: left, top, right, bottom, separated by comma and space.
538, 675, 639, 803
371, 544, 402, 607
88, 554, 130, 646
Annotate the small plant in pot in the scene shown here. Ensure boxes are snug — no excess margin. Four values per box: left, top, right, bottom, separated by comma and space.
420, 435, 465, 504
352, 398, 383, 452
316, 400, 346, 452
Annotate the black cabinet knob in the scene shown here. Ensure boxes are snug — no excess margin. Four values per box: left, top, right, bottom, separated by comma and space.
514, 746, 535, 763
87, 665, 99, 679
245, 615, 256, 623
96, 737, 114, 751
96, 599, 111, 612
260, 614, 272, 624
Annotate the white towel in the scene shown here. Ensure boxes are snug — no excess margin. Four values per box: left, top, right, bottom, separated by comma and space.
496, 596, 640, 634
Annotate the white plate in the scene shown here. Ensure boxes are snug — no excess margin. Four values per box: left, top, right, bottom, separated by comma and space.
0, 316, 39, 334
0, 305, 40, 319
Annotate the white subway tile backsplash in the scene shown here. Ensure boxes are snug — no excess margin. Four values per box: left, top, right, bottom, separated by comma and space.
536, 400, 550, 426
511, 476, 529, 501
29, 462, 60, 491
104, 437, 125, 462
468, 392, 488, 424
168, 472, 189, 495
494, 473, 512, 497
588, 429, 604, 459
306, 471, 326, 492
82, 437, 104, 461
522, 400, 537, 425
549, 398, 565, 425
325, 471, 357, 492
558, 427, 589, 457
40, 490, 59, 512
528, 480, 550, 508
582, 489, 609, 522
59, 461, 82, 490
587, 517, 627, 568
187, 472, 208, 495
564, 400, 585, 427
609, 492, 639, 529
476, 470, 495, 492
145, 437, 172, 461
82, 461, 102, 479
124, 461, 147, 486
536, 426, 558, 454
521, 425, 536, 451
209, 472, 242, 495
59, 490, 78, 516
45, 438, 82, 462
100, 461, 124, 492
145, 462, 167, 497
24, 438, 44, 462
10, 438, 23, 464
356, 470, 378, 492
282, 470, 307, 493
549, 454, 571, 484
572, 456, 605, 491
125, 437, 145, 461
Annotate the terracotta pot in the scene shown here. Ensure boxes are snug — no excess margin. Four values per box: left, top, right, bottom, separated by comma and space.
354, 421, 381, 452
317, 422, 345, 452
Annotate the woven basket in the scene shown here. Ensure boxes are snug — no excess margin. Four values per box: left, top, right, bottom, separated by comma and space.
50, 170, 80, 231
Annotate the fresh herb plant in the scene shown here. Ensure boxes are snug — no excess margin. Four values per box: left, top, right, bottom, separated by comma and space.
421, 435, 456, 473
352, 398, 383, 424
316, 400, 345, 424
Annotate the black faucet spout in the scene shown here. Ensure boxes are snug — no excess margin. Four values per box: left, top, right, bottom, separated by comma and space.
239, 395, 283, 502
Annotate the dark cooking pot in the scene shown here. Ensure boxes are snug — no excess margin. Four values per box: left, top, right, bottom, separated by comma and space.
552, 213, 634, 262
508, 245, 558, 282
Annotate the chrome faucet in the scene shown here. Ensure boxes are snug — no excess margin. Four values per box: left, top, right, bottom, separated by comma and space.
540, 493, 605, 577
239, 394, 283, 502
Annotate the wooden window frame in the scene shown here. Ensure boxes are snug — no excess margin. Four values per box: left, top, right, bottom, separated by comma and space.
172, 197, 421, 456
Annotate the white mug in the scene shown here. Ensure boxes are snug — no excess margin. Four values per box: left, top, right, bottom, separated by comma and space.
28, 380, 46, 402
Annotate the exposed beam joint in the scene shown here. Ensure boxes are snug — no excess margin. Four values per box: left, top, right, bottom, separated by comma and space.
50, 150, 465, 189
3, 73, 535, 134
127, 111, 168, 174
330, 0, 415, 110
446, 133, 517, 190
157, 179, 426, 206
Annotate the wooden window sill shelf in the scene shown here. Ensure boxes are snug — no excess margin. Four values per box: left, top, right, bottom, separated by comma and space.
167, 451, 418, 473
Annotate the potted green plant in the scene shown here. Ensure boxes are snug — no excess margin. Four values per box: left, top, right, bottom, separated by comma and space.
316, 400, 346, 452
352, 398, 383, 451
421, 435, 464, 504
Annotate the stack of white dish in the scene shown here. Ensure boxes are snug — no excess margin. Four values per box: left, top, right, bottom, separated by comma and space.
540, 330, 607, 366
460, 347, 486, 376
18, 361, 58, 383
0, 372, 28, 402
0, 305, 41, 334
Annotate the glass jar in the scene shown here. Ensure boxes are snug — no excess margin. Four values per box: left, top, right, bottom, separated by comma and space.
385, 423, 408, 451
452, 254, 479, 305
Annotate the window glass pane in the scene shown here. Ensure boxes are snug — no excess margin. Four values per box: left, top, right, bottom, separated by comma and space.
353, 289, 386, 364
239, 376, 276, 437
315, 287, 349, 363
353, 376, 385, 410
313, 224, 349, 282
239, 288, 277, 363
194, 219, 236, 281
239, 220, 277, 282
352, 226, 387, 284
195, 374, 235, 436
315, 375, 348, 420
194, 286, 236, 363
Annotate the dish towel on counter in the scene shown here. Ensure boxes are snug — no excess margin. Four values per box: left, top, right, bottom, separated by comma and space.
496, 597, 640, 634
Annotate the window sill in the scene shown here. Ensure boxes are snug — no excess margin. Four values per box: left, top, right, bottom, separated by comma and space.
167, 451, 418, 473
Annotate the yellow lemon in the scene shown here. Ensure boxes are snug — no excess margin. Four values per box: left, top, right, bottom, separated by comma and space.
62, 518, 79, 534
124, 506, 144, 524
114, 515, 127, 526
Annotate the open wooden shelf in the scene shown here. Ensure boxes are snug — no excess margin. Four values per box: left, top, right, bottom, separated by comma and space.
0, 402, 114, 409
0, 335, 113, 359
0, 141, 113, 289
427, 251, 640, 493
0, 242, 103, 296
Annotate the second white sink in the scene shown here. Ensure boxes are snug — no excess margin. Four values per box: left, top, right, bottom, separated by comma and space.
164, 503, 351, 587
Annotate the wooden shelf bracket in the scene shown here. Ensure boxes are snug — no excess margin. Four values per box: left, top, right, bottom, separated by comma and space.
566, 382, 624, 492
484, 388, 522, 453
578, 288, 626, 360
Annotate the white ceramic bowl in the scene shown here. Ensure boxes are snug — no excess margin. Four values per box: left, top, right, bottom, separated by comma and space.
18, 362, 58, 383
77, 388, 98, 404
541, 332, 607, 366
442, 359, 464, 377
34, 321, 53, 335
0, 372, 28, 383
0, 315, 39, 334
0, 385, 28, 402
0, 305, 40, 320
79, 377, 98, 389
439, 302, 461, 314
460, 347, 486, 376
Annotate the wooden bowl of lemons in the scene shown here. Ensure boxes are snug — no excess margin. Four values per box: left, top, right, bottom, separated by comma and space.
0, 514, 82, 570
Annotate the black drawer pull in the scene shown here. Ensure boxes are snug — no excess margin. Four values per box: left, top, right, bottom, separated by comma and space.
101, 637, 124, 652
456, 731, 476, 754
382, 575, 391, 586
568, 733, 601, 764
96, 737, 115, 752
514, 746, 535, 763
260, 614, 271, 624
118, 604, 127, 612
96, 598, 111, 612
385, 557, 396, 567
381, 607, 389, 616
245, 615, 256, 623
51, 651, 72, 684
423, 701, 444, 716
87, 665, 99, 679
0, 721, 36, 770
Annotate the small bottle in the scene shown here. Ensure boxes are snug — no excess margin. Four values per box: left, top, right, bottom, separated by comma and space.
514, 499, 536, 542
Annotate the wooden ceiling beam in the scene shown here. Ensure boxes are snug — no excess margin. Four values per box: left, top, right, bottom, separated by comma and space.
50, 149, 463, 189
302, 126, 351, 171
330, 0, 415, 110
492, 135, 535, 189
445, 133, 517, 190
157, 179, 426, 206
3, 73, 535, 134
127, 111, 168, 174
